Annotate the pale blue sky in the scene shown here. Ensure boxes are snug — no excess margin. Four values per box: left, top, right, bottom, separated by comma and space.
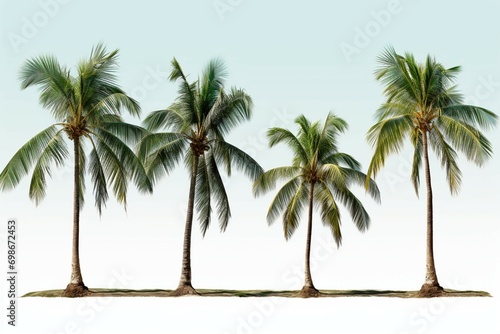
0, 0, 499, 295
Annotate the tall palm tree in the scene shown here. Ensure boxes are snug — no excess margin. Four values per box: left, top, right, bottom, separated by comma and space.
0, 44, 152, 297
139, 58, 263, 296
366, 47, 497, 296
253, 113, 380, 297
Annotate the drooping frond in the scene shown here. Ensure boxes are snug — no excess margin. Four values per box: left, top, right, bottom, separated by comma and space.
253, 166, 302, 197
142, 108, 188, 132
267, 127, 307, 165
213, 140, 263, 180
282, 182, 309, 240
442, 105, 497, 131
410, 127, 423, 196
196, 154, 212, 236
19, 56, 74, 122
207, 151, 231, 232
28, 129, 69, 204
138, 130, 187, 189
266, 176, 303, 225
428, 127, 462, 195
87, 137, 109, 215
0, 125, 62, 191
330, 183, 371, 232
101, 121, 147, 146
77, 139, 86, 209
436, 115, 493, 166
314, 181, 342, 246
366, 114, 413, 185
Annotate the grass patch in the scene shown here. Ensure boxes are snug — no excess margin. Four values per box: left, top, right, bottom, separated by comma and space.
22, 288, 491, 298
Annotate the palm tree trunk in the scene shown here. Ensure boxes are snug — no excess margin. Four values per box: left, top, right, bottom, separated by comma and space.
172, 153, 199, 296
300, 182, 319, 297
420, 131, 442, 296
63, 136, 88, 297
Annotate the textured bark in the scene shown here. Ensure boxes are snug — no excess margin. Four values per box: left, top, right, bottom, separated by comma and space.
419, 131, 443, 297
171, 153, 199, 296
63, 137, 89, 297
299, 182, 319, 298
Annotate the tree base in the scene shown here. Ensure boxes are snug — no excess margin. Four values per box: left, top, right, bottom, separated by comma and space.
418, 283, 444, 297
62, 283, 90, 297
299, 285, 320, 298
170, 283, 199, 296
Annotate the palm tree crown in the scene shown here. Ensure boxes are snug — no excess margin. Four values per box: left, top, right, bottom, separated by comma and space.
367, 47, 497, 195
254, 113, 380, 296
139, 58, 263, 295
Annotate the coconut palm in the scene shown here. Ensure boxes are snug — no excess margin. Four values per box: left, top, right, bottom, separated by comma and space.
0, 44, 152, 297
253, 113, 380, 297
139, 58, 263, 296
366, 47, 497, 296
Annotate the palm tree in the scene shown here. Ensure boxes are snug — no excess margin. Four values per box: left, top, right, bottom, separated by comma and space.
253, 113, 380, 297
139, 58, 263, 296
0, 44, 152, 297
366, 47, 497, 296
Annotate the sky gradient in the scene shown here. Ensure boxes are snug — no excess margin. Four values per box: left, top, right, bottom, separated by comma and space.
0, 1, 499, 333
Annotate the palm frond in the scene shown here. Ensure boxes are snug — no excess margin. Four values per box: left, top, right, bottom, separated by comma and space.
207, 151, 231, 232
0, 125, 62, 191
203, 87, 253, 136
331, 185, 371, 232
314, 181, 342, 246
101, 121, 147, 146
282, 181, 308, 240
87, 136, 109, 215
169, 58, 199, 126
77, 139, 86, 209
436, 115, 493, 166
442, 105, 498, 131
138, 132, 186, 165
266, 176, 303, 225
366, 114, 413, 185
20, 55, 75, 122
28, 129, 69, 204
429, 127, 462, 195
142, 108, 187, 132
199, 58, 227, 117
253, 166, 302, 197
322, 152, 361, 170
213, 140, 263, 181
96, 128, 153, 196
267, 127, 307, 165
196, 154, 212, 236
